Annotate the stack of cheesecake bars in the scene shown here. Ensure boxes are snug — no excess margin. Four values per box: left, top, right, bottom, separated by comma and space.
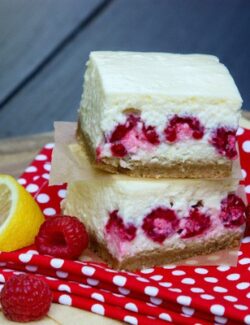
63, 51, 247, 270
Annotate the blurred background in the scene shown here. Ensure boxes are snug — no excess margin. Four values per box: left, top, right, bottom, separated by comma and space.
0, 0, 250, 139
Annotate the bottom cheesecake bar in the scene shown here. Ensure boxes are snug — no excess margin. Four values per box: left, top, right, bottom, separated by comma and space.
62, 177, 246, 271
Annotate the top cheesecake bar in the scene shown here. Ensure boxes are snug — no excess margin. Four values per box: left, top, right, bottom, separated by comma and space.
78, 51, 242, 178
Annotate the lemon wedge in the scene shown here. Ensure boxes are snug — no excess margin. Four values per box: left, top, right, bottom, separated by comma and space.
0, 175, 45, 252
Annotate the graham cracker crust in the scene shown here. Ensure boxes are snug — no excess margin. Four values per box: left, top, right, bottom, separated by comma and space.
89, 232, 241, 271
76, 121, 232, 179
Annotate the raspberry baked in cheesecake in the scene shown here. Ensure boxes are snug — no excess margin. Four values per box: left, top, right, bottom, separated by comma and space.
78, 51, 242, 178
63, 177, 246, 270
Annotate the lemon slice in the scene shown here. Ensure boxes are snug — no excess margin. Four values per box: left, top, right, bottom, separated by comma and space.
0, 175, 45, 252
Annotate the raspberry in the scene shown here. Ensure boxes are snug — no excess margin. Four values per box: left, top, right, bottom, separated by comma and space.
105, 210, 137, 241
109, 114, 139, 142
164, 115, 204, 142
210, 127, 237, 159
142, 207, 179, 243
35, 215, 89, 259
180, 209, 211, 238
142, 124, 160, 144
0, 274, 52, 322
111, 143, 127, 157
220, 194, 246, 227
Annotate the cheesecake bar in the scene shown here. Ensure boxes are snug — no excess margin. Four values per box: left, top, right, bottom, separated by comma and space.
78, 51, 242, 178
63, 176, 246, 270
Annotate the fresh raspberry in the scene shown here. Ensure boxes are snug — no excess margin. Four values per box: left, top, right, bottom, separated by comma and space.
210, 127, 237, 159
105, 210, 137, 241
220, 194, 246, 227
180, 209, 211, 238
142, 124, 160, 144
0, 274, 52, 322
35, 215, 89, 259
164, 115, 204, 142
142, 207, 179, 243
109, 114, 139, 142
111, 143, 127, 157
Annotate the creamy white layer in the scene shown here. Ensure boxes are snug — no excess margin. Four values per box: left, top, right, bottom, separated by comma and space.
79, 52, 242, 156
63, 177, 243, 261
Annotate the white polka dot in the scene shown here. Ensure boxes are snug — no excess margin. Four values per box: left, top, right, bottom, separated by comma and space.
91, 304, 105, 316
42, 173, 50, 180
191, 288, 204, 293
25, 265, 38, 272
81, 266, 96, 276
45, 143, 55, 149
144, 286, 159, 297
241, 169, 247, 179
210, 304, 225, 316
194, 268, 208, 274
113, 275, 127, 287
159, 282, 172, 287
172, 270, 186, 276
150, 297, 162, 305
58, 284, 71, 293
234, 304, 248, 310
213, 286, 228, 293
239, 258, 250, 265
18, 253, 34, 263
141, 268, 154, 274
118, 287, 130, 295
236, 127, 244, 136
56, 271, 68, 278
123, 316, 138, 325
169, 288, 182, 293
36, 154, 47, 161
58, 295, 72, 306
224, 295, 238, 302
247, 292, 250, 299
136, 277, 149, 282
44, 163, 51, 171
243, 140, 250, 153
163, 264, 176, 269
25, 166, 37, 173
176, 295, 192, 306
0, 262, 6, 267
159, 313, 172, 321
37, 193, 50, 203
91, 293, 104, 302
204, 277, 218, 283
201, 294, 215, 300
226, 273, 240, 281
181, 278, 195, 285
236, 282, 250, 290
217, 265, 230, 272
58, 189, 67, 198
242, 236, 250, 244
0, 274, 5, 283
182, 306, 195, 316
244, 315, 250, 325
245, 185, 250, 194
125, 303, 138, 312
18, 178, 27, 185
26, 184, 39, 193
214, 316, 228, 324
150, 275, 163, 281
87, 278, 99, 286
50, 258, 64, 268
43, 207, 56, 216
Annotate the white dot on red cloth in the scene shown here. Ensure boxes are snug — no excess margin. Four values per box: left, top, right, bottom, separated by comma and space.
169, 288, 182, 293
163, 264, 176, 269
25, 265, 38, 272
244, 315, 250, 325
45, 143, 55, 149
172, 270, 186, 276
217, 266, 230, 272
236, 127, 244, 136
140, 268, 154, 274
242, 140, 250, 153
204, 277, 218, 283
144, 286, 159, 297
150, 275, 163, 281
210, 304, 225, 316
181, 278, 195, 285
113, 275, 127, 287
150, 297, 162, 305
18, 253, 34, 263
191, 288, 204, 293
37, 193, 50, 203
214, 316, 228, 324
18, 178, 27, 185
81, 266, 96, 276
136, 277, 149, 283
159, 313, 172, 321
159, 282, 172, 288
44, 163, 51, 171
118, 287, 130, 295
247, 292, 250, 299
56, 271, 68, 278
194, 268, 208, 274
213, 286, 228, 293
236, 282, 250, 290
239, 258, 250, 265
226, 273, 240, 281
43, 207, 56, 216
241, 169, 247, 179
245, 186, 250, 194
26, 184, 39, 193
25, 166, 37, 173
58, 294, 72, 306
91, 293, 104, 302
123, 316, 138, 325
42, 173, 50, 180
91, 304, 105, 316
36, 154, 47, 161
58, 189, 67, 198
50, 258, 64, 268
234, 304, 248, 310
176, 295, 192, 306
224, 295, 238, 302
87, 278, 99, 286
242, 236, 250, 244
58, 284, 71, 293
0, 274, 5, 282
182, 306, 195, 316
201, 294, 215, 300
125, 303, 138, 312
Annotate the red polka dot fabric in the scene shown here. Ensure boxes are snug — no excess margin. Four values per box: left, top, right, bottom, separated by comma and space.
0, 132, 249, 325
